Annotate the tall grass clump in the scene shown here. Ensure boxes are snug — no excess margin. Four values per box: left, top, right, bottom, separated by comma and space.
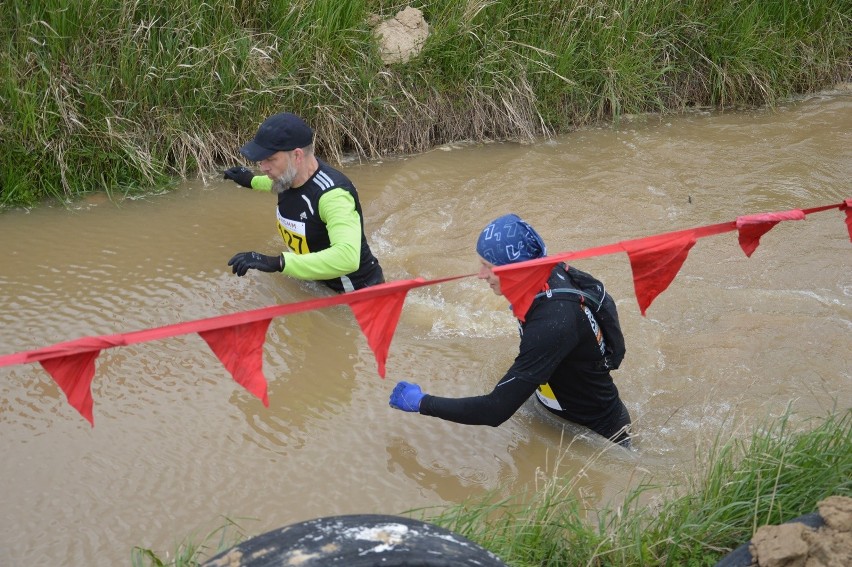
423, 407, 851, 566
131, 516, 251, 567
1, 0, 849, 208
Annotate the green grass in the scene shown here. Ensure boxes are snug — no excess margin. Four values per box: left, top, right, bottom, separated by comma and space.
423, 407, 851, 566
132, 407, 851, 566
130, 516, 252, 567
0, 0, 852, 209
1, 0, 849, 207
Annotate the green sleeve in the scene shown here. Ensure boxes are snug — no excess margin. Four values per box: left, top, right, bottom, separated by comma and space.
281, 188, 362, 281
250, 175, 273, 192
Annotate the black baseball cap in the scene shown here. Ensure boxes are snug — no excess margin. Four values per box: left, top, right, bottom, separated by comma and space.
239, 112, 314, 161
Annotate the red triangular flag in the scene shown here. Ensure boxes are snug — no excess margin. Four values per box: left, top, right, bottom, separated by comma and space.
40, 350, 101, 426
494, 258, 560, 321
199, 319, 272, 406
623, 231, 697, 315
736, 210, 805, 257
349, 288, 411, 378
844, 199, 852, 242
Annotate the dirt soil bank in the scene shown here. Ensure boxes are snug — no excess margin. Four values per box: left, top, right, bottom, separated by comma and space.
748, 495, 852, 567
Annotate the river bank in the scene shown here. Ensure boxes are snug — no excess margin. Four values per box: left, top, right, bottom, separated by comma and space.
1, 0, 849, 207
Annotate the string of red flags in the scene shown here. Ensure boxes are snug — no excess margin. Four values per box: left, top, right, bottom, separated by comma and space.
0, 200, 849, 425
497, 202, 847, 319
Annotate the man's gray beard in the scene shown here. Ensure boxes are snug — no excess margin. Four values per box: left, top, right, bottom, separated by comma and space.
272, 164, 298, 194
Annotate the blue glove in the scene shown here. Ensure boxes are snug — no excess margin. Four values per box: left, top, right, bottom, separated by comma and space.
389, 381, 425, 412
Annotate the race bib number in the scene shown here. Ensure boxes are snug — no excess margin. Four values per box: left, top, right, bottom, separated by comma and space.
277, 213, 310, 254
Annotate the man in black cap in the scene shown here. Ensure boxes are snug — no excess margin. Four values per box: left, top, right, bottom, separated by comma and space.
224, 112, 384, 293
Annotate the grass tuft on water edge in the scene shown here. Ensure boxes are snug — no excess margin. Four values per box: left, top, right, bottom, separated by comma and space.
131, 516, 253, 567
422, 407, 851, 566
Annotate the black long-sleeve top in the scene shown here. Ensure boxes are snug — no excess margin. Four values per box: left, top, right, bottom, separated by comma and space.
419, 271, 626, 438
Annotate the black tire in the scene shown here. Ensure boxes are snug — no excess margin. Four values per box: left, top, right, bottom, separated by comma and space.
202, 513, 509, 567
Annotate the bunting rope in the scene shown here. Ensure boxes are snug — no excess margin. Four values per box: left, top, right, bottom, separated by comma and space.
1, 200, 849, 425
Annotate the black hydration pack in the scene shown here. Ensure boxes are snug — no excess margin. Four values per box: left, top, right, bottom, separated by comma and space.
534, 263, 626, 371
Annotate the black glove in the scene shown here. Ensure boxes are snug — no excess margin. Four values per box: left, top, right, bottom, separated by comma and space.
228, 252, 283, 276
223, 166, 255, 188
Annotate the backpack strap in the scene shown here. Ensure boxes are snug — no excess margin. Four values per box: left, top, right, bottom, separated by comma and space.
534, 287, 602, 309
532, 264, 626, 372
533, 264, 605, 310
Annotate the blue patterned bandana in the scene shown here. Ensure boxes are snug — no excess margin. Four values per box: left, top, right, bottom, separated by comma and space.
476, 214, 547, 266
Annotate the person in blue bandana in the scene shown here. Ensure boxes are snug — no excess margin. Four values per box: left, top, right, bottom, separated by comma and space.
389, 214, 633, 447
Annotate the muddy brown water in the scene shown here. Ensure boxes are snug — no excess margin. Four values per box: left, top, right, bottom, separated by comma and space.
1, 87, 850, 565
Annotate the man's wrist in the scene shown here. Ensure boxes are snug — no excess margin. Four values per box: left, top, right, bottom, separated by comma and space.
251, 175, 273, 192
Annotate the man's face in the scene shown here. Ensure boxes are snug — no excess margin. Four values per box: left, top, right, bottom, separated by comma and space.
478, 258, 502, 296
259, 150, 298, 192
